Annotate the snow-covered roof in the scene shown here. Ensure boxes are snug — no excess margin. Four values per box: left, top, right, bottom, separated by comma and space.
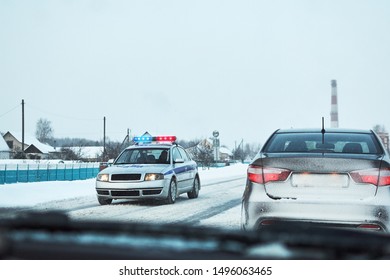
29, 141, 56, 154
6, 131, 55, 153
196, 139, 233, 155
219, 146, 233, 156
69, 146, 103, 159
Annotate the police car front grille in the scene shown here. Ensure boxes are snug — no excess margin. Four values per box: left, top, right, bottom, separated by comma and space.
111, 190, 140, 197
109, 189, 163, 197
111, 174, 142, 181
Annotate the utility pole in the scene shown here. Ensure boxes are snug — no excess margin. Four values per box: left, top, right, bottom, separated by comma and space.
103, 116, 106, 160
22, 99, 25, 153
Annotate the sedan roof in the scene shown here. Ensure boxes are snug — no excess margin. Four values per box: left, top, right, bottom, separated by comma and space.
275, 128, 373, 134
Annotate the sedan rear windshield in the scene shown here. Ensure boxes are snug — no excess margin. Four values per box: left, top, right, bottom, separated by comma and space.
263, 132, 383, 154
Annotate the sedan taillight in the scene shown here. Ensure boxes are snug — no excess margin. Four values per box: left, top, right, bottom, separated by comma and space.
350, 167, 390, 186
248, 165, 291, 184
379, 168, 390, 186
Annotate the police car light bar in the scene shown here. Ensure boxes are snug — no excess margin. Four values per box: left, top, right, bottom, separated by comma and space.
133, 135, 177, 144
155, 136, 177, 142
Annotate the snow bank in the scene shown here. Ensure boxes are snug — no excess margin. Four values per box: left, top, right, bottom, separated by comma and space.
0, 163, 248, 208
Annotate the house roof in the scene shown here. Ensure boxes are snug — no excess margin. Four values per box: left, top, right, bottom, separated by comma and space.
5, 131, 55, 153
194, 139, 233, 155
219, 146, 233, 156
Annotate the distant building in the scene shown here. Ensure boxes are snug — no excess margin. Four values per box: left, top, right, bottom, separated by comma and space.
219, 146, 233, 162
2, 131, 56, 159
0, 134, 11, 159
186, 139, 233, 162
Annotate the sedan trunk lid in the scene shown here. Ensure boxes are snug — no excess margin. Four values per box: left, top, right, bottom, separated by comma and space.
256, 153, 384, 201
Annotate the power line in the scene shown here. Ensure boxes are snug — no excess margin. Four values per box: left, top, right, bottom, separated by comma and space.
0, 103, 20, 118
28, 103, 101, 122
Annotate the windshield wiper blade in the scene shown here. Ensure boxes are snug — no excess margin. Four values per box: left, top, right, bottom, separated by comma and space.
2, 211, 390, 260
250, 221, 390, 259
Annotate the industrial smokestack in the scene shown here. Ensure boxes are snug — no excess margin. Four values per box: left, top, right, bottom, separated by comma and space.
330, 80, 339, 128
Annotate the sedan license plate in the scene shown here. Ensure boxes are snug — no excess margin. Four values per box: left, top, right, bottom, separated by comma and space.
291, 173, 349, 188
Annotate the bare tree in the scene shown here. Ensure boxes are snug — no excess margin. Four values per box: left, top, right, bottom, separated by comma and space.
190, 139, 214, 167
60, 147, 81, 161
104, 140, 124, 161
36, 118, 54, 143
233, 142, 261, 162
245, 142, 262, 159
373, 124, 387, 133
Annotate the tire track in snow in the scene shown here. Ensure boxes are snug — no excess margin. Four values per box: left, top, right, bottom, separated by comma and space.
65, 177, 245, 214
67, 178, 246, 226
169, 198, 241, 226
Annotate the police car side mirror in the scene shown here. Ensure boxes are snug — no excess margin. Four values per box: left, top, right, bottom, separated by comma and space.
174, 158, 184, 164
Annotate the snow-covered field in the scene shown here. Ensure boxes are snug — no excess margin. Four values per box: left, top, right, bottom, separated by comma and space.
0, 163, 248, 208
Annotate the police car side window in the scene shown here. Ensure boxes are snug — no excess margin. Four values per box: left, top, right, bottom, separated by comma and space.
172, 147, 182, 161
178, 147, 189, 162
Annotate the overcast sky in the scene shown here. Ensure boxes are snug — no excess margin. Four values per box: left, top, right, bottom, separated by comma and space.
1, 0, 389, 149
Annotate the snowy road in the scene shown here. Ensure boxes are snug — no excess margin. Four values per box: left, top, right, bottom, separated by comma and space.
68, 178, 245, 229
0, 164, 248, 231
31, 177, 245, 230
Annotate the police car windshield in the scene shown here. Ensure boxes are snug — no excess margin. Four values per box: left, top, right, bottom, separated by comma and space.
115, 148, 170, 164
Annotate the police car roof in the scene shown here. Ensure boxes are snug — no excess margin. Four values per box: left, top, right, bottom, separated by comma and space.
127, 142, 177, 149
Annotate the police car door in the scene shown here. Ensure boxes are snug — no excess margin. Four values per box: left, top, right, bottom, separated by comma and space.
172, 147, 187, 190
177, 147, 196, 188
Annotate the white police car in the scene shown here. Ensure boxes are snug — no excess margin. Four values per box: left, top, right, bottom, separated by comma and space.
96, 133, 200, 205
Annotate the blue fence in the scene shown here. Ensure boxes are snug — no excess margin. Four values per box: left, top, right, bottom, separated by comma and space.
0, 163, 100, 184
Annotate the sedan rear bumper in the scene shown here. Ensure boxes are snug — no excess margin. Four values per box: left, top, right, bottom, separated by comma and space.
241, 183, 390, 232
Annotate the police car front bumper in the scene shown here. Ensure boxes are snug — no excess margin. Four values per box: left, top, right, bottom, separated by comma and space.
96, 179, 170, 200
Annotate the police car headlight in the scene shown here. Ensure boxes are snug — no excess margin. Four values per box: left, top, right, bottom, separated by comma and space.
145, 173, 164, 181
97, 174, 109, 182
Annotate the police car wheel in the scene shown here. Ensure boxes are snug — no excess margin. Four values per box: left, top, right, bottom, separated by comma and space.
165, 179, 177, 204
98, 197, 112, 205
187, 176, 200, 199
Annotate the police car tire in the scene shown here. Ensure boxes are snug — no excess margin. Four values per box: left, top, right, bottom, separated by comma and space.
165, 179, 177, 204
98, 197, 113, 205
187, 176, 200, 199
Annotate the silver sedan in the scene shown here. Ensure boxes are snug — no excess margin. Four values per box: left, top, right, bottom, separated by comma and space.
241, 128, 390, 232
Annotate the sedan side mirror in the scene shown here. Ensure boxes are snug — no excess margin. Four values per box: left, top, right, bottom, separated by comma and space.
174, 158, 184, 164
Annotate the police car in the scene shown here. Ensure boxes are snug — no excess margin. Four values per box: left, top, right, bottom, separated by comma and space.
96, 133, 200, 205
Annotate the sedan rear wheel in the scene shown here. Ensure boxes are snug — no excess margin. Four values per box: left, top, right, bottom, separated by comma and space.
187, 176, 200, 199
